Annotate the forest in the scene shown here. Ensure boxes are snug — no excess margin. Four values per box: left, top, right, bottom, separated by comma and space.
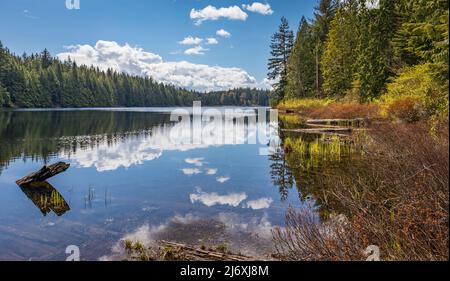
0, 43, 269, 108
266, 0, 449, 261
268, 0, 448, 119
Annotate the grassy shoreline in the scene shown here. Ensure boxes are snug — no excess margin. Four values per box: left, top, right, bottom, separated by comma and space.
273, 98, 449, 261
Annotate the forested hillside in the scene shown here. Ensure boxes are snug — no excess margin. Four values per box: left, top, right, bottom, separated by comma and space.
268, 0, 448, 116
0, 43, 269, 108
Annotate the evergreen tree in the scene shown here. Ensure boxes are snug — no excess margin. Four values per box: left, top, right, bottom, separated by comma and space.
321, 0, 359, 97
285, 17, 316, 99
393, 0, 449, 82
356, 0, 397, 101
0, 82, 10, 107
312, 0, 338, 97
41, 48, 52, 69
268, 17, 294, 103
0, 41, 269, 108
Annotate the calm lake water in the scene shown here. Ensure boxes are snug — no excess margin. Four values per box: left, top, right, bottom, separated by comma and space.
0, 107, 321, 260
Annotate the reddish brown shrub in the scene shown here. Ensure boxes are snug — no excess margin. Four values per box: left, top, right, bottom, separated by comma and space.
274, 119, 449, 261
305, 103, 380, 119
384, 96, 427, 122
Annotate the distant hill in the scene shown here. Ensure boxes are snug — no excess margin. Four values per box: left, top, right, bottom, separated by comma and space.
0, 42, 269, 108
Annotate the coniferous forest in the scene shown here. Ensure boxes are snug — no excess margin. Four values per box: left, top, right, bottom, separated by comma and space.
268, 0, 448, 115
0, 43, 269, 108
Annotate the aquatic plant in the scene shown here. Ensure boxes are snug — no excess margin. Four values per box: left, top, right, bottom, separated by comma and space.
215, 243, 230, 254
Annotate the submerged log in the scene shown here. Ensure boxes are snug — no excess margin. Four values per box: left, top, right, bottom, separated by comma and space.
16, 162, 70, 186
158, 240, 259, 261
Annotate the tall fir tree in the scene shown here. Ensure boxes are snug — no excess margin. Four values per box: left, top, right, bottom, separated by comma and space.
356, 0, 397, 101
40, 48, 52, 69
268, 17, 294, 103
321, 0, 359, 97
285, 17, 316, 99
312, 0, 338, 97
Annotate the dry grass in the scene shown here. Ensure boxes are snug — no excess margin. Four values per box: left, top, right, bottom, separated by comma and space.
277, 98, 333, 111
277, 99, 380, 120
272, 207, 365, 261
340, 120, 449, 260
273, 118, 449, 261
306, 102, 380, 119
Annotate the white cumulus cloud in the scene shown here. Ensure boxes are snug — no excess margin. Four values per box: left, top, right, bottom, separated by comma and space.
190, 5, 248, 25
206, 168, 218, 175
190, 188, 247, 207
185, 157, 205, 167
206, 38, 219, 45
178, 36, 203, 45
242, 2, 274, 15
184, 45, 208, 55
216, 29, 231, 38
216, 176, 230, 183
181, 168, 202, 175
57, 40, 267, 92
244, 197, 273, 210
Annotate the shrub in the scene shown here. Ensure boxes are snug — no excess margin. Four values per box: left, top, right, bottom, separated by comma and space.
274, 121, 449, 261
326, 122, 448, 260
383, 95, 427, 122
273, 207, 365, 261
380, 63, 448, 122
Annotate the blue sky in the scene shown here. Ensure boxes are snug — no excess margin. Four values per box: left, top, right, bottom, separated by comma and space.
0, 0, 316, 91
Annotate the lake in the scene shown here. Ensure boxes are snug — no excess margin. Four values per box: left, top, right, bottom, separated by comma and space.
0, 107, 360, 260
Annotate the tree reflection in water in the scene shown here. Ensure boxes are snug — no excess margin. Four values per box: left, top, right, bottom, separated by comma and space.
269, 116, 364, 219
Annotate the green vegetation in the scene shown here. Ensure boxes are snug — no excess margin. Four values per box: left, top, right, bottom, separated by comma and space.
321, 1, 358, 98
277, 98, 333, 111
214, 243, 230, 254
267, 17, 294, 103
285, 17, 315, 99
269, 0, 449, 120
273, 119, 448, 260
380, 63, 448, 122
0, 42, 269, 108
269, 0, 448, 260
124, 240, 151, 261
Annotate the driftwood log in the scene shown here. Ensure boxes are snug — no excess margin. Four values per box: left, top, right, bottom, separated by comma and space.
306, 118, 366, 127
16, 162, 70, 186
282, 127, 353, 136
159, 240, 259, 261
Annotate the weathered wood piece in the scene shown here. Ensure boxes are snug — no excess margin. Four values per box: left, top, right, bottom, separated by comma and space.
282, 127, 353, 135
16, 162, 70, 186
159, 240, 260, 261
306, 118, 366, 127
